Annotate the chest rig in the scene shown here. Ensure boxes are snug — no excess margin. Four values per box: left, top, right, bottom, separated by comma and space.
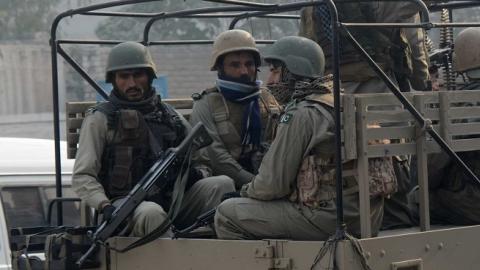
200, 87, 281, 160
289, 93, 397, 209
94, 101, 185, 199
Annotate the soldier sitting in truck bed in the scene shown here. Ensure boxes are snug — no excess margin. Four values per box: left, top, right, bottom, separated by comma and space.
416, 28, 480, 226
214, 37, 395, 240
189, 30, 281, 190
72, 41, 235, 237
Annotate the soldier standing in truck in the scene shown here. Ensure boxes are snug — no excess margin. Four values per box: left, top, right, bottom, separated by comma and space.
299, 2, 430, 230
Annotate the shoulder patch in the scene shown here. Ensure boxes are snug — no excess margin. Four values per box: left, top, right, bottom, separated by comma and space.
280, 113, 293, 124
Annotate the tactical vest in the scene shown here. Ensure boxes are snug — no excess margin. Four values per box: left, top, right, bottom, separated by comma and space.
302, 3, 412, 82
289, 93, 397, 209
201, 87, 281, 161
94, 101, 186, 199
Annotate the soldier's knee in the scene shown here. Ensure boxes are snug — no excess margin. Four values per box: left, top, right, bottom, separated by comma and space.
210, 175, 236, 192
136, 201, 167, 221
216, 199, 237, 220
196, 175, 235, 193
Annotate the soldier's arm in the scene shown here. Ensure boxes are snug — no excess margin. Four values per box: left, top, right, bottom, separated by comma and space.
243, 106, 333, 200
190, 97, 254, 187
72, 111, 110, 210
405, 13, 430, 91
298, 7, 317, 41
379, 2, 420, 22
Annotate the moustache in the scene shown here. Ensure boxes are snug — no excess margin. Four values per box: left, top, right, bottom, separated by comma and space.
126, 87, 142, 93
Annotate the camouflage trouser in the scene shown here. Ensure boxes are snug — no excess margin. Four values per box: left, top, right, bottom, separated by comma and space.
117, 175, 235, 237
214, 193, 384, 240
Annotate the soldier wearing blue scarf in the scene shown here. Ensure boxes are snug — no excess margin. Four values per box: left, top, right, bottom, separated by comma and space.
190, 30, 281, 189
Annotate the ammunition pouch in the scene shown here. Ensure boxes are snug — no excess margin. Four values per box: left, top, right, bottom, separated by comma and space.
11, 226, 96, 270
368, 157, 398, 197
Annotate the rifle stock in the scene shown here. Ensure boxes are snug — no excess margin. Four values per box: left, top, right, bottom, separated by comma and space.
77, 122, 211, 267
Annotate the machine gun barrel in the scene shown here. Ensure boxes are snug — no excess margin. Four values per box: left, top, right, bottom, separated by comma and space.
76, 122, 212, 268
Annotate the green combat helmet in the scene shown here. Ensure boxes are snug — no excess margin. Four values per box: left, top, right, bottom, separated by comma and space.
264, 36, 325, 78
105, 41, 157, 83
210, 29, 261, 71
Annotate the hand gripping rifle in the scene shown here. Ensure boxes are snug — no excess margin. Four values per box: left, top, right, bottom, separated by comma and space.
76, 122, 212, 268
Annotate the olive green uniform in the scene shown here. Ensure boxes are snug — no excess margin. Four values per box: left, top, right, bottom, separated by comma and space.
214, 93, 384, 240
190, 88, 280, 188
73, 109, 235, 237
299, 2, 427, 94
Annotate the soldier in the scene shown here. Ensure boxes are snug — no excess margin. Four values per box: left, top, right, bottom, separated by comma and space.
299, 2, 429, 93
300, 3, 429, 230
72, 42, 235, 237
189, 30, 281, 189
454, 27, 480, 90
214, 37, 391, 240
421, 27, 480, 225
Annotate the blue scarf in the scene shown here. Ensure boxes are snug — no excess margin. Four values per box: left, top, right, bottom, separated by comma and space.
216, 79, 262, 147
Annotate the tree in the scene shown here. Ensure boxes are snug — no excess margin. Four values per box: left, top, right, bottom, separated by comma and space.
95, 1, 222, 41
95, 0, 300, 41
0, 0, 60, 41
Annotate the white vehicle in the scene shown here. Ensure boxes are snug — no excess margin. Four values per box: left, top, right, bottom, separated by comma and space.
0, 138, 79, 270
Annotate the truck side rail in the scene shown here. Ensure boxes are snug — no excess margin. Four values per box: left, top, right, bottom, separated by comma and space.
67, 90, 480, 239
65, 98, 358, 160
355, 90, 480, 237
65, 98, 194, 159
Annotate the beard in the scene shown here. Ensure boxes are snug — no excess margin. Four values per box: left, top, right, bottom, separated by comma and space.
218, 72, 257, 86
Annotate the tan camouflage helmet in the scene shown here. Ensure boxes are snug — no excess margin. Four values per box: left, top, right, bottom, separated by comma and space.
454, 27, 480, 79
210, 29, 261, 71
105, 41, 157, 83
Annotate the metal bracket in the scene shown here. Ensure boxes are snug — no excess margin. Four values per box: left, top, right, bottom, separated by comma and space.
253, 245, 291, 270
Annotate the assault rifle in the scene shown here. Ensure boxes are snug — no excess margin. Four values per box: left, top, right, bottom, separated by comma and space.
77, 122, 212, 268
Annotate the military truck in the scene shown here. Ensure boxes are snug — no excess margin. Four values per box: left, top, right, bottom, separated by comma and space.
9, 0, 480, 269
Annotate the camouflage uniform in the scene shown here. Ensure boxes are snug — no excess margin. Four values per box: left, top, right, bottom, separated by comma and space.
214, 79, 385, 240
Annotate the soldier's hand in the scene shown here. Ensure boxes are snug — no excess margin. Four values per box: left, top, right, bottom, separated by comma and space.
221, 191, 241, 202
102, 204, 115, 223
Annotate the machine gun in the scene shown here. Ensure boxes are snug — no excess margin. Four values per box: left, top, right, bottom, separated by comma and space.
429, 47, 452, 69
76, 122, 212, 268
